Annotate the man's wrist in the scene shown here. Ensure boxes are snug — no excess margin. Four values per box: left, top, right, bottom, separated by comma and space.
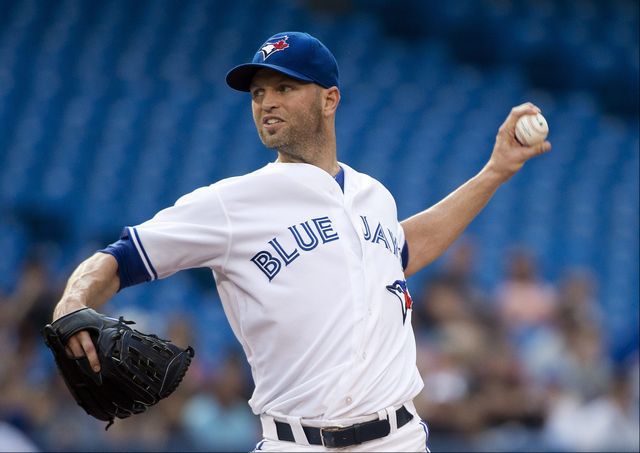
53, 300, 87, 322
481, 161, 514, 186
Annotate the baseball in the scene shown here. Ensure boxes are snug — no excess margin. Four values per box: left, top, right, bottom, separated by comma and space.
515, 112, 549, 146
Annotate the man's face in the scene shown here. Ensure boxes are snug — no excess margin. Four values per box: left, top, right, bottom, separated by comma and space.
250, 69, 324, 154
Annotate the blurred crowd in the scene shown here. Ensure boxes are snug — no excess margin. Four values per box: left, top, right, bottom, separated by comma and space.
0, 240, 638, 452
412, 241, 639, 452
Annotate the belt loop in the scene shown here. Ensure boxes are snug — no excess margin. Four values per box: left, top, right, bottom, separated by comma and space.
284, 415, 310, 446
385, 406, 398, 434
260, 414, 278, 441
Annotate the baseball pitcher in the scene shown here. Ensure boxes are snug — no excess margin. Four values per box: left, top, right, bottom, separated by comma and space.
50, 31, 551, 451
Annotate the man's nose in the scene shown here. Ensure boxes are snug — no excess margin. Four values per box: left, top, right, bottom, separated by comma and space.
261, 90, 279, 110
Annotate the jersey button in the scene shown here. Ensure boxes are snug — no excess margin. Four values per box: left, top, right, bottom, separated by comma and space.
346, 397, 352, 405
362, 352, 367, 360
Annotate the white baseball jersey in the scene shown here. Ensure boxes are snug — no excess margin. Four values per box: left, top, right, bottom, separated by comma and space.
102, 162, 424, 420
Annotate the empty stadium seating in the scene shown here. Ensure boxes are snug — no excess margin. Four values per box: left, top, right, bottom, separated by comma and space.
0, 0, 637, 361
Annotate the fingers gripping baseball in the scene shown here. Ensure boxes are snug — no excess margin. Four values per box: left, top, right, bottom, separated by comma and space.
528, 139, 553, 158
489, 102, 552, 181
500, 102, 538, 132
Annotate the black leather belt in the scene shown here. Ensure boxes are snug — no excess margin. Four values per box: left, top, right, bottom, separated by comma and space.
274, 405, 414, 448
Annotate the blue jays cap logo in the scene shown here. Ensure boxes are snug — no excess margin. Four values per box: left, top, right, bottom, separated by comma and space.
386, 280, 414, 325
259, 36, 289, 60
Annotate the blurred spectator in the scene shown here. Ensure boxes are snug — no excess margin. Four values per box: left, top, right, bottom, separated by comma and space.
630, 352, 640, 421
0, 421, 40, 452
544, 365, 640, 452
413, 269, 546, 451
436, 238, 490, 316
181, 353, 260, 452
0, 253, 61, 451
556, 268, 602, 330
552, 321, 612, 400
495, 248, 557, 334
412, 276, 484, 435
493, 247, 566, 387
543, 267, 613, 400
412, 238, 492, 333
8, 253, 62, 337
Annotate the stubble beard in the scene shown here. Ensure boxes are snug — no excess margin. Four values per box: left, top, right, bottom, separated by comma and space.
258, 104, 326, 163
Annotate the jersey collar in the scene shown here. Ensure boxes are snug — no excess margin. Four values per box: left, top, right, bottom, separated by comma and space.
267, 161, 354, 200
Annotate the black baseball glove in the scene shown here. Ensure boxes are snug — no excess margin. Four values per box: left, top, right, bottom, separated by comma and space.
42, 307, 194, 429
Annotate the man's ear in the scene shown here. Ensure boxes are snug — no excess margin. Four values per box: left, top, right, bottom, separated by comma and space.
323, 87, 340, 116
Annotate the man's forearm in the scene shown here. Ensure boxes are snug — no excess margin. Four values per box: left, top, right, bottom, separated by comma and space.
53, 253, 120, 321
401, 164, 506, 277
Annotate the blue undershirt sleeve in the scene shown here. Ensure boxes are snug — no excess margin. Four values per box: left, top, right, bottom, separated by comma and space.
401, 241, 409, 271
99, 228, 153, 290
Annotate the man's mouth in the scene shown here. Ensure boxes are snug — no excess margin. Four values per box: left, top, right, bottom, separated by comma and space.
263, 116, 284, 126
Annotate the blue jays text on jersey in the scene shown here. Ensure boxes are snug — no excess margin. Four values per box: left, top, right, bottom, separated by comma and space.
250, 215, 403, 281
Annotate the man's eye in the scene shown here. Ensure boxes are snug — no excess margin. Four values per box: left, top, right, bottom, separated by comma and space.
252, 89, 264, 98
280, 85, 292, 92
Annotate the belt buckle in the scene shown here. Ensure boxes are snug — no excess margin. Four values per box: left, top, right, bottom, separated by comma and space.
320, 425, 344, 448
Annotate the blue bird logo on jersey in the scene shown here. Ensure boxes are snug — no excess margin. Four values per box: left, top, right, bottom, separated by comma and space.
385, 280, 413, 325
260, 36, 289, 60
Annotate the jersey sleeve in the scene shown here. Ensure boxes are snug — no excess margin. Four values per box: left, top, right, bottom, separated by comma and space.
99, 228, 154, 290
112, 185, 230, 284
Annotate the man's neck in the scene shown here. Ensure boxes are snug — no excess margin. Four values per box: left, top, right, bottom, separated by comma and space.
276, 146, 340, 177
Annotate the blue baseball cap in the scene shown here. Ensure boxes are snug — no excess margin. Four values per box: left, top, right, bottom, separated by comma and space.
225, 31, 339, 92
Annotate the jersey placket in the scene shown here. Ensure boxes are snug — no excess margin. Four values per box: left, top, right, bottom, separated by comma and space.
332, 177, 375, 410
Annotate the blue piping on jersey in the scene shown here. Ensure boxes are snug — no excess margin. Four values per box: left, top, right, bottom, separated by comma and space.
132, 227, 158, 280
401, 241, 409, 271
334, 166, 344, 192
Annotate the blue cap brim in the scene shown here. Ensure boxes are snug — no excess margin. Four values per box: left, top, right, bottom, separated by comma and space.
225, 63, 316, 92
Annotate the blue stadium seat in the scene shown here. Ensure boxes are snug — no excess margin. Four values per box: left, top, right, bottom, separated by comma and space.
0, 0, 637, 364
